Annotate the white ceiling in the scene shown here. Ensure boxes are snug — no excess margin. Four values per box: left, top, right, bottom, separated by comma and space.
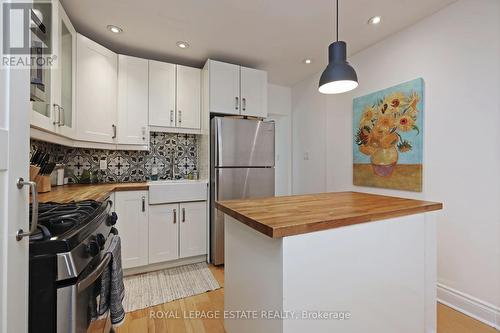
60, 0, 456, 86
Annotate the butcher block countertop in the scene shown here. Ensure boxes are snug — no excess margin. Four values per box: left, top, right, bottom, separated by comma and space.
37, 183, 148, 203
216, 191, 442, 238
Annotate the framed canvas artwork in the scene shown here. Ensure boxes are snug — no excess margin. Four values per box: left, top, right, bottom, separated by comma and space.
353, 78, 424, 192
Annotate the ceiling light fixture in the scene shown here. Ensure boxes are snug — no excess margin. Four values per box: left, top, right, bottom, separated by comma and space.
318, 0, 358, 94
304, 59, 312, 64
368, 16, 382, 25
107, 25, 123, 34
176, 41, 189, 49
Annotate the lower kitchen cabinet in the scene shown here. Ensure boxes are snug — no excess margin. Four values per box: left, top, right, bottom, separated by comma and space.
149, 201, 207, 264
179, 202, 207, 258
149, 204, 179, 264
114, 191, 149, 269
114, 190, 207, 270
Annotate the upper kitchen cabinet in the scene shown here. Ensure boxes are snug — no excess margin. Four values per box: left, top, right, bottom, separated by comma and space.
76, 33, 118, 144
240, 66, 267, 118
176, 65, 201, 129
204, 60, 268, 118
149, 60, 176, 127
31, 1, 76, 137
206, 60, 240, 115
149, 62, 201, 131
54, 2, 76, 137
117, 55, 149, 145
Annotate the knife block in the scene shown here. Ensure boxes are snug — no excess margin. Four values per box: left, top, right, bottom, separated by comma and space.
35, 175, 51, 193
29, 165, 40, 181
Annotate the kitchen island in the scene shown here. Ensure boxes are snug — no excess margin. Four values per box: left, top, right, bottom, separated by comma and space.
216, 191, 442, 333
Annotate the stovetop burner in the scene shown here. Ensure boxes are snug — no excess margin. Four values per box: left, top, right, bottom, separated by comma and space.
30, 200, 102, 241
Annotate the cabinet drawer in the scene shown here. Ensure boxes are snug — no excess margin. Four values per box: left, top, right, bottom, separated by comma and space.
148, 181, 208, 204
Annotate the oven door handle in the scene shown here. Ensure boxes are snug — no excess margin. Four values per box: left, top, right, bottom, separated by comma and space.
77, 253, 112, 293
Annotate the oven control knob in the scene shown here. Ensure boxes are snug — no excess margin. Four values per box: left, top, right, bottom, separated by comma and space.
86, 241, 100, 257
96, 234, 106, 249
107, 212, 118, 226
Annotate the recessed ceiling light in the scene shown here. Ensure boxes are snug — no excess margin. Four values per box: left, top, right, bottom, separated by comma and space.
176, 41, 189, 49
368, 16, 382, 25
107, 25, 123, 34
303, 59, 312, 64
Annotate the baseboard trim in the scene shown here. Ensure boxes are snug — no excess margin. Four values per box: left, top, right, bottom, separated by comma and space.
437, 283, 500, 330
124, 255, 208, 276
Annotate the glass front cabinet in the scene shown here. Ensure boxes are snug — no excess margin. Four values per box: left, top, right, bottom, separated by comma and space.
30, 0, 76, 138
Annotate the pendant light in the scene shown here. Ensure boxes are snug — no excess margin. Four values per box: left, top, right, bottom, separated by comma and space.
318, 0, 358, 94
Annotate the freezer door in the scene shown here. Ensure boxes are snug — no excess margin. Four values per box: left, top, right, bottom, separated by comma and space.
211, 167, 275, 265
213, 117, 275, 167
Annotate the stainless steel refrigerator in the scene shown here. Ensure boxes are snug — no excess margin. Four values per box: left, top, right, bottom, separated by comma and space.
210, 117, 275, 265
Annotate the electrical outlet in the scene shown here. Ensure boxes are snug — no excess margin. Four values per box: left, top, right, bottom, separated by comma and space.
99, 159, 107, 170
303, 152, 309, 161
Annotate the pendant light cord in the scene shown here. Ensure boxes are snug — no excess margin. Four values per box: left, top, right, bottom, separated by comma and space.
336, 0, 339, 41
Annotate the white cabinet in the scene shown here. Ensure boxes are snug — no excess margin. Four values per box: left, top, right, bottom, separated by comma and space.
31, 1, 77, 137
176, 65, 201, 129
149, 62, 201, 130
205, 60, 268, 118
149, 204, 179, 264
76, 33, 117, 144
240, 67, 268, 118
114, 191, 149, 269
117, 55, 149, 145
179, 202, 207, 258
149, 60, 176, 127
148, 201, 207, 263
207, 60, 240, 115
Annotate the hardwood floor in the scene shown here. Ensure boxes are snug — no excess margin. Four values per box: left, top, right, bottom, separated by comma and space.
113, 265, 496, 333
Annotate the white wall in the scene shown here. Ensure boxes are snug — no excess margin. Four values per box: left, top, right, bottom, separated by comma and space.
291, 0, 500, 327
268, 84, 292, 196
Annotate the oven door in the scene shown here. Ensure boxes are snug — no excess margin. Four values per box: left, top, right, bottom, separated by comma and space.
57, 246, 114, 333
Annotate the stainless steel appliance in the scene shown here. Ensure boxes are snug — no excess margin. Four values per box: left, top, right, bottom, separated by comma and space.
29, 199, 118, 333
211, 117, 275, 265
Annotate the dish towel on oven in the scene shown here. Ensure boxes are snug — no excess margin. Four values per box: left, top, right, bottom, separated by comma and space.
99, 235, 126, 327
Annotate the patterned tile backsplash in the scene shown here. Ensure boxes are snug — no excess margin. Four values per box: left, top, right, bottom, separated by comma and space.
30, 132, 198, 183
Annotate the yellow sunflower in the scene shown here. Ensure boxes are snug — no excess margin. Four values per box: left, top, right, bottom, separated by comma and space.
359, 106, 376, 127
397, 115, 414, 132
407, 91, 420, 111
380, 92, 406, 115
375, 115, 395, 133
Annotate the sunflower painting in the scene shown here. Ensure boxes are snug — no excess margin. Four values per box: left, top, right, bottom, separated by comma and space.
353, 78, 423, 192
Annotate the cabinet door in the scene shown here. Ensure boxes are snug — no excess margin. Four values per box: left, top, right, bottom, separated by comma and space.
176, 65, 201, 129
149, 60, 176, 127
208, 60, 240, 115
240, 66, 268, 118
76, 34, 117, 143
149, 204, 179, 264
55, 2, 76, 138
179, 201, 207, 258
117, 55, 149, 145
30, 2, 56, 132
114, 191, 149, 269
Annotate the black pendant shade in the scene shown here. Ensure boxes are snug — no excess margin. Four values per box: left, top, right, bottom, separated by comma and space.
318, 0, 358, 94
318, 41, 358, 94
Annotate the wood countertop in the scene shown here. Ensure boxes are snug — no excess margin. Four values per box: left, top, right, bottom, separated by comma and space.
37, 183, 149, 203
216, 192, 442, 238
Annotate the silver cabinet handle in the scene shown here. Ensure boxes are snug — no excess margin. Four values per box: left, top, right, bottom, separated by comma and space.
112, 124, 117, 139
52, 104, 60, 125
16, 178, 38, 241
182, 207, 185, 222
170, 110, 174, 125
235, 97, 239, 110
141, 196, 145, 212
173, 209, 177, 224
58, 106, 64, 127
178, 110, 182, 124
242, 98, 246, 112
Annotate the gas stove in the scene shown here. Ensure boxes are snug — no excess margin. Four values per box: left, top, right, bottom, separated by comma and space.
29, 198, 118, 333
